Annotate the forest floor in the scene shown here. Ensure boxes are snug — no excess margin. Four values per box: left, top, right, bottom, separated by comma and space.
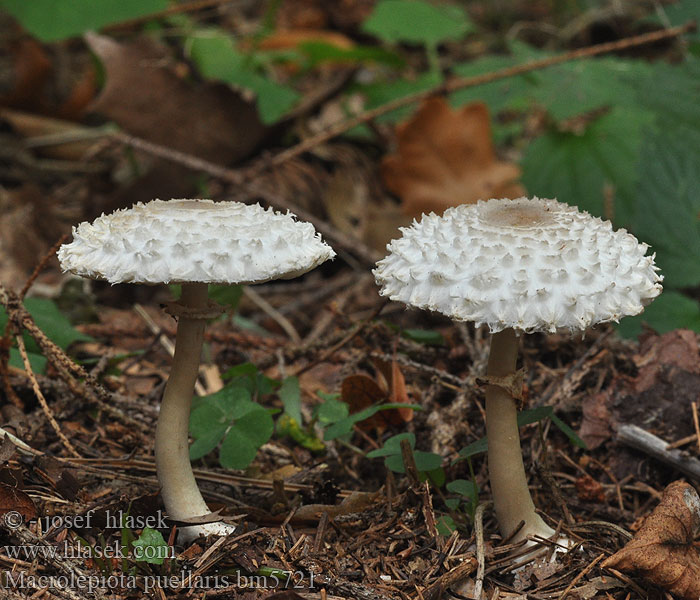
1, 1, 699, 599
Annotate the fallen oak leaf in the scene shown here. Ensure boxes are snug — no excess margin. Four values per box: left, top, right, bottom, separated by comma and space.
382, 97, 524, 217
602, 481, 700, 599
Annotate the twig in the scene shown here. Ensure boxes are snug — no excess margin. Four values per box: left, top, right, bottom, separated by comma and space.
400, 439, 421, 487
243, 21, 697, 177
473, 503, 489, 600
0, 427, 43, 456
19, 234, 69, 300
15, 334, 80, 458
418, 557, 478, 600
110, 131, 382, 266
692, 401, 700, 454
133, 303, 207, 396
558, 552, 605, 600
616, 423, 700, 481
243, 287, 301, 343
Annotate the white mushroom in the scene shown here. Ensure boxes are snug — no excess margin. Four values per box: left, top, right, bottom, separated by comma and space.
59, 199, 335, 541
374, 197, 662, 548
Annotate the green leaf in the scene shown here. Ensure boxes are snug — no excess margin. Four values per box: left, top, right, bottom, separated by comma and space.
436, 515, 457, 535
24, 298, 93, 351
8, 348, 47, 374
208, 285, 243, 310
630, 61, 700, 289
315, 394, 348, 425
323, 403, 421, 440
517, 406, 553, 427
427, 466, 445, 487
360, 70, 442, 123
279, 376, 302, 425
401, 328, 444, 345
414, 451, 442, 472
187, 31, 300, 124
0, 0, 168, 41
367, 433, 415, 458
188, 424, 228, 461
521, 107, 653, 224
362, 0, 473, 46
551, 414, 587, 449
219, 405, 274, 469
456, 438, 488, 460
446, 479, 478, 500
298, 41, 403, 68
131, 528, 170, 565
618, 291, 700, 339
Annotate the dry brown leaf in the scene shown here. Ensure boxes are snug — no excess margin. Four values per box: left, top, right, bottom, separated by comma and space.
382, 97, 525, 217
85, 32, 266, 164
602, 481, 700, 599
258, 29, 354, 51
0, 482, 37, 523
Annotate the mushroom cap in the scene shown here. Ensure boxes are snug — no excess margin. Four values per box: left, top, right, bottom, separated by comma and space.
373, 197, 662, 333
58, 199, 335, 285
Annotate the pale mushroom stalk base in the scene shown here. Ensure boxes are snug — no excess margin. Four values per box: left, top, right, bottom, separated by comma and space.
485, 328, 556, 546
154, 282, 235, 542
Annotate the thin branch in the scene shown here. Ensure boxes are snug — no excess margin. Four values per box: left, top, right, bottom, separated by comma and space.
243, 20, 696, 177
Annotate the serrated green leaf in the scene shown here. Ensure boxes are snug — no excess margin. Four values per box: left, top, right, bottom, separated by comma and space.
132, 528, 170, 565
187, 32, 300, 124
362, 0, 473, 46
0, 0, 168, 42
521, 107, 653, 224
618, 291, 700, 338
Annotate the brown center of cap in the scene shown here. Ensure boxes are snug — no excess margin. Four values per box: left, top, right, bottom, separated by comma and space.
480, 201, 555, 228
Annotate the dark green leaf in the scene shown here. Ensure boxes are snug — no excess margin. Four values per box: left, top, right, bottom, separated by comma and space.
521, 107, 653, 224
24, 298, 93, 350
188, 32, 300, 124
436, 515, 457, 535
323, 403, 421, 440
413, 450, 442, 472
208, 285, 243, 310
360, 70, 441, 123
189, 424, 228, 460
446, 479, 478, 500
618, 291, 700, 338
401, 328, 444, 345
8, 348, 47, 374
456, 437, 488, 460
366, 433, 415, 458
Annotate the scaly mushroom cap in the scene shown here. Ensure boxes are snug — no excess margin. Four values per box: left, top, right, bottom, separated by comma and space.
58, 199, 335, 284
374, 197, 662, 333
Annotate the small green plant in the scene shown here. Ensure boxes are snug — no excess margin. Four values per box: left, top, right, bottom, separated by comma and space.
367, 432, 444, 485
132, 528, 171, 566
0, 297, 93, 374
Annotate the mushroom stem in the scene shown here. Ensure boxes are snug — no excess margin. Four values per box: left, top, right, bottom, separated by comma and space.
485, 328, 554, 544
155, 282, 233, 541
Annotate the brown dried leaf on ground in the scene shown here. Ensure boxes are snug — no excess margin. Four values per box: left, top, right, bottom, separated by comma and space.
0, 482, 37, 522
84, 32, 266, 165
602, 481, 700, 599
634, 329, 700, 393
382, 97, 525, 217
